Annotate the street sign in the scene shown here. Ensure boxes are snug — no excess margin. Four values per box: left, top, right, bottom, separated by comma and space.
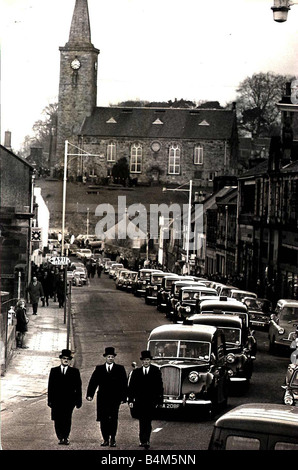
49, 256, 70, 266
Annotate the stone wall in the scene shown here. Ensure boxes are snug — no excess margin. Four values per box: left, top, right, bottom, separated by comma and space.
70, 136, 234, 187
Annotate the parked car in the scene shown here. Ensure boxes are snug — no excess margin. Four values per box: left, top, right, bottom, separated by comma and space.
145, 272, 175, 305
115, 269, 130, 289
104, 259, 113, 273
243, 297, 273, 331
282, 329, 298, 406
268, 299, 298, 354
166, 280, 203, 318
198, 298, 251, 330
189, 314, 256, 384
131, 268, 163, 297
72, 266, 87, 285
156, 275, 199, 312
147, 323, 229, 417
208, 403, 298, 450
109, 263, 124, 279
217, 285, 239, 296
173, 285, 218, 322
76, 248, 92, 260
122, 270, 138, 291
229, 289, 257, 302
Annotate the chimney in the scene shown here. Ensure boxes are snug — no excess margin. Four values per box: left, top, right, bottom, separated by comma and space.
4, 131, 12, 150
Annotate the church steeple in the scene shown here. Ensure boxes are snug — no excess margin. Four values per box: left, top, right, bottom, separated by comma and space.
56, 0, 99, 168
67, 0, 92, 46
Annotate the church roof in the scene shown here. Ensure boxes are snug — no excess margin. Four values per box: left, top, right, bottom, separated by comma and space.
79, 107, 236, 140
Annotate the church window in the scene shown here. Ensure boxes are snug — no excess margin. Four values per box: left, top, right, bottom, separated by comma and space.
107, 143, 116, 162
194, 146, 203, 165
130, 144, 142, 173
168, 145, 180, 175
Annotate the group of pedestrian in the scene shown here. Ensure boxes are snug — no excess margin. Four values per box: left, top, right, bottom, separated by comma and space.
26, 264, 67, 314
47, 346, 163, 449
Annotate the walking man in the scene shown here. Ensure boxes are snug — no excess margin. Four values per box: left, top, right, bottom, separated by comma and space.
27, 276, 44, 315
128, 350, 163, 449
47, 349, 82, 445
86, 347, 127, 447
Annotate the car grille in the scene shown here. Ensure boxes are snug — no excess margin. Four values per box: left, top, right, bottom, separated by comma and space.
161, 366, 181, 397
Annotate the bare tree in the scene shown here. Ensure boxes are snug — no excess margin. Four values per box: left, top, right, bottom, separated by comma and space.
235, 72, 295, 137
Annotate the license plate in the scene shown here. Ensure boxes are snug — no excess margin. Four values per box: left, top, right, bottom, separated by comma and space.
162, 403, 180, 409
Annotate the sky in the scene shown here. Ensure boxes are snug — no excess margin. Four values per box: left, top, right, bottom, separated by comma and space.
1, 0, 298, 152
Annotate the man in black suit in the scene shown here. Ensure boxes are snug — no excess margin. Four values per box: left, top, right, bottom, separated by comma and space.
128, 350, 163, 449
86, 347, 127, 447
47, 349, 82, 445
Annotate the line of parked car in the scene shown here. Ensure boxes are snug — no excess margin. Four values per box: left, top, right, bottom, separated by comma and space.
104, 262, 298, 450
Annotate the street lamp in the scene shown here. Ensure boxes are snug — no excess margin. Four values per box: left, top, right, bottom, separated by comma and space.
271, 0, 298, 22
61, 140, 103, 255
162, 180, 193, 274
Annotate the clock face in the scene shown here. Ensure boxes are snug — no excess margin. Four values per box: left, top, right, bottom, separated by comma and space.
71, 58, 81, 70
151, 141, 161, 152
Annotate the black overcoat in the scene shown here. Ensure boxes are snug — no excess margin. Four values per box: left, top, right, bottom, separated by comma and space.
47, 366, 82, 421
127, 365, 163, 419
86, 363, 127, 421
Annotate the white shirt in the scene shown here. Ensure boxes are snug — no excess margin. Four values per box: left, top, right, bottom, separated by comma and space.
143, 366, 150, 375
106, 364, 113, 372
61, 365, 68, 374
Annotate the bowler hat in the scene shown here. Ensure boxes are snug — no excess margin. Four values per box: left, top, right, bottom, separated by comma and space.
140, 350, 152, 360
59, 349, 73, 359
103, 347, 117, 357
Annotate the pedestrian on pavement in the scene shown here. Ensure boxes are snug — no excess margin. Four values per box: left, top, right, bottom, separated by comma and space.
47, 349, 82, 446
56, 273, 65, 308
86, 347, 127, 447
41, 270, 51, 307
128, 350, 163, 449
15, 298, 29, 348
27, 276, 44, 315
97, 263, 103, 278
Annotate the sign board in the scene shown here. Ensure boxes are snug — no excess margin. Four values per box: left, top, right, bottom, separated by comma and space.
49, 256, 70, 266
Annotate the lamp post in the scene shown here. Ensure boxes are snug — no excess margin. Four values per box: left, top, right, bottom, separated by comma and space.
61, 140, 103, 255
162, 180, 193, 274
271, 0, 298, 22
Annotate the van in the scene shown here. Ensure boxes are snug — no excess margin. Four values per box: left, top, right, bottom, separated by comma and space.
208, 403, 298, 450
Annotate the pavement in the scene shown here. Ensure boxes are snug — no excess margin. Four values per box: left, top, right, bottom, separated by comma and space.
0, 302, 70, 410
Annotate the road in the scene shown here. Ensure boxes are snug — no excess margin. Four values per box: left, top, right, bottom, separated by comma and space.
1, 271, 291, 453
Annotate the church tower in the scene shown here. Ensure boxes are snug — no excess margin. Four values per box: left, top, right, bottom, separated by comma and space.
56, 0, 99, 167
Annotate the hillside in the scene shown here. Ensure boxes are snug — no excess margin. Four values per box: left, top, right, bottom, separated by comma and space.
35, 178, 197, 238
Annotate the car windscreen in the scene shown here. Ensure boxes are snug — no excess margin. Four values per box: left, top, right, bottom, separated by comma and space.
216, 327, 241, 347
152, 275, 164, 284
280, 307, 298, 322
149, 340, 210, 361
139, 272, 152, 280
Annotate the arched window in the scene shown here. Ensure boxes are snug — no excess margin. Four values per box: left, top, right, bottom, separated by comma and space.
168, 145, 181, 174
130, 144, 142, 173
107, 142, 116, 162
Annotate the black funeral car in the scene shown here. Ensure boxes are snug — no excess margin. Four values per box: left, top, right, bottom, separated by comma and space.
189, 314, 256, 384
147, 323, 230, 416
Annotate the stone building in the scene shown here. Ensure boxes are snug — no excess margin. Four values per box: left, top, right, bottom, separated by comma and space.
56, 0, 239, 188
0, 145, 35, 299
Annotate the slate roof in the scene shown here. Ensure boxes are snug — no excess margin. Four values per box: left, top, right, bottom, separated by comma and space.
79, 107, 236, 140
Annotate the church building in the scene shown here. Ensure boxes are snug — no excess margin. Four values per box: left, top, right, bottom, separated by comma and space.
56, 0, 239, 188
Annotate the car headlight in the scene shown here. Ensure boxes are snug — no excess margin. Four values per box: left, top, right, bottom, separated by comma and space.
226, 353, 235, 364
185, 306, 191, 313
188, 371, 199, 383
284, 391, 294, 405
278, 328, 285, 335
